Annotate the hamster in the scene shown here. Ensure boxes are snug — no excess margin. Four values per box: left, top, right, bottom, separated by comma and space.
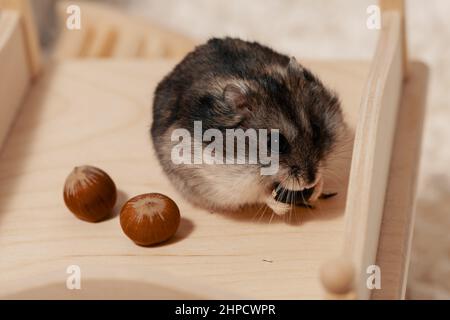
151, 37, 345, 215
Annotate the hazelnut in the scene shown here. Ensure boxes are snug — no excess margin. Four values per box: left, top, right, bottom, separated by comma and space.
120, 193, 180, 246
63, 165, 117, 222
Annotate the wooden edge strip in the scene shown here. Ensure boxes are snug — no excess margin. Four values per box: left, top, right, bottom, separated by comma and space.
380, 0, 408, 78
320, 12, 403, 299
371, 61, 428, 299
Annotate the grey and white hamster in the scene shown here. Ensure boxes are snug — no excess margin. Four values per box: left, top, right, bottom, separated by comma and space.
151, 37, 345, 215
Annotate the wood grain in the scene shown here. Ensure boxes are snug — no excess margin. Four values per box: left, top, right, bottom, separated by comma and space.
0, 59, 368, 299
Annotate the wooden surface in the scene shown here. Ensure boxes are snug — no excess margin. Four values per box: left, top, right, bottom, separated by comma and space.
380, 0, 408, 76
0, 11, 30, 152
0, 0, 42, 78
53, 1, 196, 60
372, 62, 428, 299
340, 12, 403, 299
0, 59, 368, 299
0, 0, 426, 300
0, 56, 427, 299
3, 261, 235, 299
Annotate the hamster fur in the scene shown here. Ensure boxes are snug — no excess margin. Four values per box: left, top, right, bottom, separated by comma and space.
151, 37, 345, 215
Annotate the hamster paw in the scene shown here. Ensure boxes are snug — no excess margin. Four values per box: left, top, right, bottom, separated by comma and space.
308, 175, 324, 202
266, 197, 291, 216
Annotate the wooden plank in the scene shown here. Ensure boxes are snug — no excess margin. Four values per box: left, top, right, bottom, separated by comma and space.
111, 26, 143, 58
323, 12, 404, 299
83, 24, 118, 58
373, 62, 428, 299
0, 0, 42, 78
380, 0, 408, 77
0, 59, 369, 299
53, 1, 195, 59
0, 11, 30, 152
53, 27, 88, 59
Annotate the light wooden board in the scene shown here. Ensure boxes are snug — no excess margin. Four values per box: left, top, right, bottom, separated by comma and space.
339, 12, 403, 299
0, 0, 42, 77
380, 0, 408, 75
372, 61, 428, 299
0, 11, 30, 152
0, 59, 368, 299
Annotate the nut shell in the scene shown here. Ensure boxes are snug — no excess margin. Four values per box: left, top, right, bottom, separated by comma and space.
120, 193, 180, 246
63, 165, 117, 222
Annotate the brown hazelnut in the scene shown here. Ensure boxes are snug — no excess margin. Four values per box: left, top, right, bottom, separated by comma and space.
63, 165, 117, 222
120, 193, 180, 246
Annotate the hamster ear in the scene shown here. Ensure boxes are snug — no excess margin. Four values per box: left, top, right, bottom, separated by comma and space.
287, 56, 304, 74
223, 83, 251, 114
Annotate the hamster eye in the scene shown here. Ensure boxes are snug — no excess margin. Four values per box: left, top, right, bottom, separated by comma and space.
269, 133, 290, 154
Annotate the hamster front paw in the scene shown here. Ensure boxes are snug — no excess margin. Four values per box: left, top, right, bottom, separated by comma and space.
266, 196, 291, 216
308, 175, 324, 202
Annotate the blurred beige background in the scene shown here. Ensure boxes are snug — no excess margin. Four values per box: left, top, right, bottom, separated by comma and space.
33, 0, 450, 299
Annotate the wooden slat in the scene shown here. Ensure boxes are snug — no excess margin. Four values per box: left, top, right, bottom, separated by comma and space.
53, 27, 89, 58
380, 0, 408, 77
0, 0, 42, 78
53, 1, 196, 60
320, 12, 404, 299
0, 11, 31, 151
346, 12, 403, 299
373, 61, 428, 299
